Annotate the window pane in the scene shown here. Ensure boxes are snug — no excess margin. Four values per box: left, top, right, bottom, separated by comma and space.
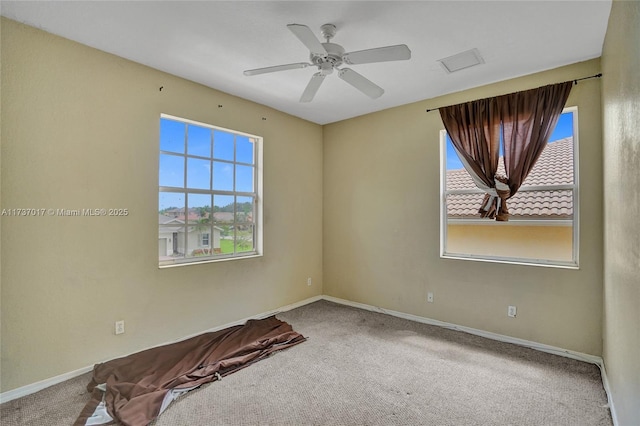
237, 136, 254, 164
186, 194, 212, 258
187, 158, 211, 190
235, 224, 254, 253
212, 195, 233, 255
160, 118, 185, 153
523, 137, 574, 186
213, 195, 233, 223
549, 111, 574, 141
446, 218, 573, 263
187, 193, 211, 224
446, 192, 485, 219
159, 192, 185, 214
235, 196, 254, 223
236, 165, 254, 193
445, 188, 575, 263
213, 130, 234, 161
445, 137, 464, 171
213, 193, 233, 256
213, 161, 233, 191
506, 189, 573, 219
159, 224, 185, 261
187, 125, 211, 158
159, 154, 184, 188
159, 192, 186, 262
446, 189, 573, 219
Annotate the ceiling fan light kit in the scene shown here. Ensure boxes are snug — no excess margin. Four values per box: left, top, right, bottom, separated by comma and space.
244, 23, 411, 102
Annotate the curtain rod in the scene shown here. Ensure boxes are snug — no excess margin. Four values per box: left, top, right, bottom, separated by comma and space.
425, 73, 602, 112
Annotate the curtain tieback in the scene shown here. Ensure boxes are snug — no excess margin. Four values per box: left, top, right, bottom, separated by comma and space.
479, 176, 511, 221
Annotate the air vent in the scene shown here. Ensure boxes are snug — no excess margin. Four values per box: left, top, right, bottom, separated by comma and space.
438, 48, 485, 73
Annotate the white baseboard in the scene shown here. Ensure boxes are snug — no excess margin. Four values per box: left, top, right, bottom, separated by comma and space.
1, 292, 618, 425
322, 295, 603, 364
0, 365, 95, 404
0, 295, 323, 404
322, 295, 618, 425
599, 362, 620, 426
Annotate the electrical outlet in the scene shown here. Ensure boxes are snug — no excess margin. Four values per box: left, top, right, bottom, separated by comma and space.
427, 292, 434, 303
115, 320, 125, 335
307, 277, 312, 286
507, 306, 517, 318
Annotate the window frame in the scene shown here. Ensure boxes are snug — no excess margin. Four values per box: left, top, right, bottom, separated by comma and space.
439, 106, 579, 269
159, 113, 263, 268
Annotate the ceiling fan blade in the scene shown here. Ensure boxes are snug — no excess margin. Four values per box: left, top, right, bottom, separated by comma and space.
244, 62, 311, 76
338, 68, 384, 99
287, 24, 327, 57
300, 72, 326, 103
343, 44, 411, 65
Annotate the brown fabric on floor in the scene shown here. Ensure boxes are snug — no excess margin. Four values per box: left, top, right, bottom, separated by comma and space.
74, 316, 305, 426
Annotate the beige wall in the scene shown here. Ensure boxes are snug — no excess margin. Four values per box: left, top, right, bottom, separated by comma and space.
601, 0, 640, 424
447, 224, 573, 263
4, 10, 635, 413
324, 58, 603, 356
0, 18, 323, 392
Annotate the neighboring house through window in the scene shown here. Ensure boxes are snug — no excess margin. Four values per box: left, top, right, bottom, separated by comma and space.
158, 114, 263, 267
440, 108, 578, 267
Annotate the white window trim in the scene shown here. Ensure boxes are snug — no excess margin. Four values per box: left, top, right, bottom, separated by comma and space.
439, 106, 579, 269
159, 114, 263, 268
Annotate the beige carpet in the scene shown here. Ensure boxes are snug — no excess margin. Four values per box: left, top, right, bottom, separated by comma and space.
1, 300, 612, 425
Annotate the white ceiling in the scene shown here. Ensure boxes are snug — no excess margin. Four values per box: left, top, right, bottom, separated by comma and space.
1, 1, 611, 125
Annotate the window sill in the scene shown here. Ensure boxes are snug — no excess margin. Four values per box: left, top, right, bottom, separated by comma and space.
159, 253, 262, 269
447, 219, 572, 227
441, 253, 579, 269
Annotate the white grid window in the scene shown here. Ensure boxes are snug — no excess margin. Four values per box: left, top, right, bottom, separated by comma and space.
158, 114, 263, 267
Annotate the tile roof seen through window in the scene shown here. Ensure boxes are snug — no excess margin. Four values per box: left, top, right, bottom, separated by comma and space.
446, 137, 574, 220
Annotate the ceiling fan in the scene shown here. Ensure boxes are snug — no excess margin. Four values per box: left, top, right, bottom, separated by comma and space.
244, 23, 411, 102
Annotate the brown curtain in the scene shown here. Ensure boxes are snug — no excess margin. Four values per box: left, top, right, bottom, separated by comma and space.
499, 82, 573, 197
441, 81, 572, 221
74, 316, 306, 426
439, 98, 504, 219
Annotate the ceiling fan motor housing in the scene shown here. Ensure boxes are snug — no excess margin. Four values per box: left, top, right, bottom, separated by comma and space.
311, 42, 345, 71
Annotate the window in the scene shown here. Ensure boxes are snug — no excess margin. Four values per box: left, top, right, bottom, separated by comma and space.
440, 107, 578, 268
158, 114, 262, 267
